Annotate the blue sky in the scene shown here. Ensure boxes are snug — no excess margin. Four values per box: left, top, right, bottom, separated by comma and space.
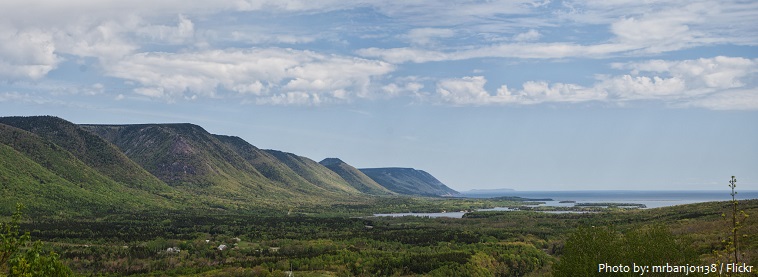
1, 0, 756, 191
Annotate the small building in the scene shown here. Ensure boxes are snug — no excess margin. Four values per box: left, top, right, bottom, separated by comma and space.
166, 247, 181, 254
218, 244, 227, 251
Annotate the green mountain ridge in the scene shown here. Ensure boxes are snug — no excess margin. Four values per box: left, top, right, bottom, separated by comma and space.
214, 135, 362, 196
0, 115, 459, 215
359, 167, 460, 197
0, 116, 171, 193
264, 150, 360, 194
0, 122, 177, 215
81, 123, 310, 206
319, 158, 395, 195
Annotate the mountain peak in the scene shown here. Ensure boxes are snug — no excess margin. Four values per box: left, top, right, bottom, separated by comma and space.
319, 158, 345, 166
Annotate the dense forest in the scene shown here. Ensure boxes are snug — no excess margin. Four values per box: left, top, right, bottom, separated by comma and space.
2, 197, 756, 276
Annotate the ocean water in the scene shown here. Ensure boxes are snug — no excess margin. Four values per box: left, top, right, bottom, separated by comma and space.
461, 190, 758, 209
373, 190, 758, 218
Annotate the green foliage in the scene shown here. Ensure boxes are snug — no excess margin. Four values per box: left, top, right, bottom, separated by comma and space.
552, 226, 619, 276
319, 158, 394, 195
0, 123, 177, 216
264, 150, 359, 194
553, 225, 699, 277
0, 116, 170, 193
1, 204, 73, 277
428, 262, 491, 277
6, 199, 757, 276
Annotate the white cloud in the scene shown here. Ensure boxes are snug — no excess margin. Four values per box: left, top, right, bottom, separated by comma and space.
513, 29, 541, 42
52, 20, 139, 62
0, 29, 60, 80
357, 42, 639, 63
136, 15, 195, 45
382, 82, 424, 97
229, 31, 318, 45
610, 13, 700, 54
435, 76, 606, 105
437, 76, 491, 105
432, 56, 758, 109
605, 56, 758, 100
356, 47, 448, 64
597, 75, 687, 100
514, 81, 605, 103
0, 0, 756, 111
255, 91, 319, 105
106, 48, 395, 104
358, 1, 758, 63
0, 91, 59, 105
622, 56, 756, 88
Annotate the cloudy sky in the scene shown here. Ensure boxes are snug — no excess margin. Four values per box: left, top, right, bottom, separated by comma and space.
1, 0, 757, 191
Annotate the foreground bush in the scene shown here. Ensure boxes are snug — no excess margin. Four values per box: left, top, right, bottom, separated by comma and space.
1, 205, 73, 277
553, 225, 698, 277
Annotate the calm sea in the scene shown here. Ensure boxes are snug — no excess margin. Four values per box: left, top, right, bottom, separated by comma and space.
461, 190, 758, 209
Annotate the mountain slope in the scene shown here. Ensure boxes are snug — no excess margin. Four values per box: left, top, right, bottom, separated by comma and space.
359, 167, 459, 197
264, 150, 360, 194
214, 135, 358, 195
83, 123, 367, 208
0, 123, 177, 215
81, 124, 301, 203
319, 158, 394, 195
0, 116, 171, 193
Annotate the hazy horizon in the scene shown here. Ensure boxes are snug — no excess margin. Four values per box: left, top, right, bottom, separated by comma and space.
1, 1, 756, 191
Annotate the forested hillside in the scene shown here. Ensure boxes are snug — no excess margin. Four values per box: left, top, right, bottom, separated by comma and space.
320, 158, 394, 195
0, 115, 458, 214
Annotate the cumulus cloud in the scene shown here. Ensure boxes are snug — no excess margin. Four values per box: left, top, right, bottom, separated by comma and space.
52, 19, 139, 62
382, 81, 424, 98
618, 56, 756, 88
0, 29, 60, 80
604, 56, 758, 100
435, 76, 606, 105
433, 57, 758, 109
106, 48, 395, 104
437, 76, 491, 105
597, 75, 687, 100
